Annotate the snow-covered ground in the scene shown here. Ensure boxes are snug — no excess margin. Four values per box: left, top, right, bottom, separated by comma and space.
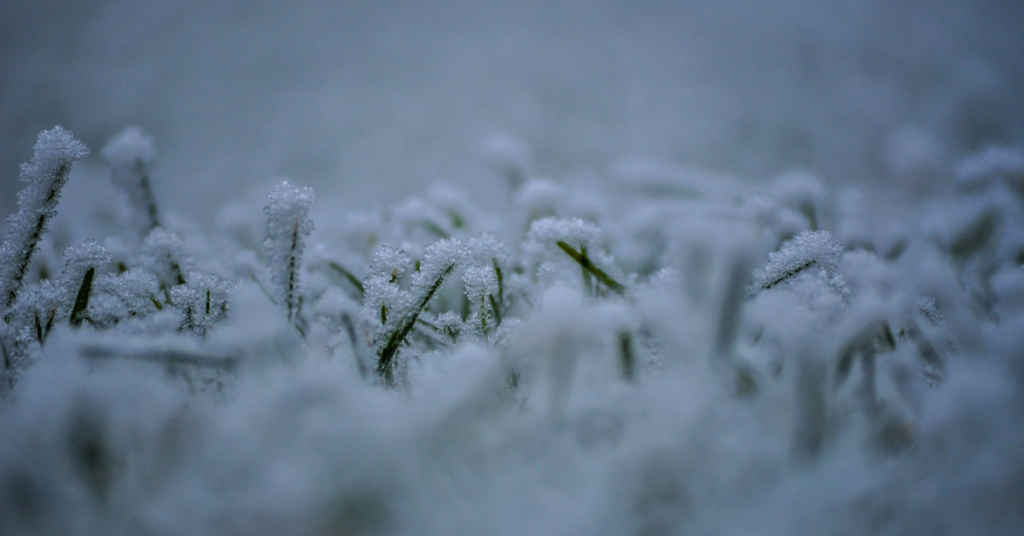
1, 1, 1023, 534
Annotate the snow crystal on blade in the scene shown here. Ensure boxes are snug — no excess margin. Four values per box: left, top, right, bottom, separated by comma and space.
170, 270, 234, 336
751, 230, 843, 295
264, 181, 315, 235
526, 217, 600, 249
465, 233, 511, 267
369, 245, 411, 280
413, 238, 466, 288
263, 181, 315, 324
93, 268, 161, 319
57, 239, 111, 321
0, 126, 88, 317
59, 240, 111, 287
136, 228, 190, 288
462, 265, 498, 306
16, 126, 90, 186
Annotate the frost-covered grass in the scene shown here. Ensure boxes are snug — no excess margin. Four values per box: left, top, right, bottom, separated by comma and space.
1, 125, 1024, 535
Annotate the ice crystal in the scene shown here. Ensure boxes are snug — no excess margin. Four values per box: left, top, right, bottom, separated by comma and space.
462, 265, 499, 336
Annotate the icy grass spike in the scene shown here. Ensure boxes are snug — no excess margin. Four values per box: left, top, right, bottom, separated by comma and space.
0, 126, 88, 320
375, 238, 463, 385
264, 181, 315, 331
102, 126, 161, 237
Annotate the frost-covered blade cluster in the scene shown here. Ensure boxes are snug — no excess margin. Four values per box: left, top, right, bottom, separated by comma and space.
0, 128, 236, 396
1, 126, 1024, 535
370, 238, 465, 384
0, 127, 88, 319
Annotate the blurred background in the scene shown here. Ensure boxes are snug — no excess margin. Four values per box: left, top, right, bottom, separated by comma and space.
1, 0, 1022, 223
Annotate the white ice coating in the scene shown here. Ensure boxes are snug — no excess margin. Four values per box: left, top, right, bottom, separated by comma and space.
56, 239, 111, 319
136, 228, 189, 288
100, 125, 157, 168
101, 125, 161, 236
752, 230, 843, 294
169, 270, 232, 335
1, 122, 1024, 535
0, 127, 88, 316
263, 181, 314, 321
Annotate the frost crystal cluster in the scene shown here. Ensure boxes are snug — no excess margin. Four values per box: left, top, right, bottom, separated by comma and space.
0, 127, 88, 317
1, 126, 1023, 536
263, 180, 315, 328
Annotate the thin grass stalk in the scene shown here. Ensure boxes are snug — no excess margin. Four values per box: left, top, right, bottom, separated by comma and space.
556, 241, 626, 296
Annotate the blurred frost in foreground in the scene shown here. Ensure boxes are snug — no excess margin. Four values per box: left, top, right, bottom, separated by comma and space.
1, 126, 1023, 535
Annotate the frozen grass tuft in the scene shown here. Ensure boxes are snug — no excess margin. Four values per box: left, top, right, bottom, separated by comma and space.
0, 126, 1023, 534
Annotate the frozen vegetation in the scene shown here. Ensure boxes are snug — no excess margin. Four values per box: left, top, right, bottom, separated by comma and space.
0, 2, 1022, 533
0, 119, 1022, 535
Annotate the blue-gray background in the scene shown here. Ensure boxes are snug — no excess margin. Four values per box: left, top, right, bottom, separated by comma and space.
2, 0, 1022, 221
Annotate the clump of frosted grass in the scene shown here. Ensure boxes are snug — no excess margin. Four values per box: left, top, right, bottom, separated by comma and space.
0, 127, 88, 319
170, 270, 233, 338
89, 268, 161, 325
0, 124, 1022, 535
372, 238, 465, 384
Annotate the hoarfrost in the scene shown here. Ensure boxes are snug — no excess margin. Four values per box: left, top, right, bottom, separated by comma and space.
170, 270, 233, 336
57, 239, 111, 326
102, 125, 161, 236
94, 268, 161, 318
263, 181, 314, 325
0, 127, 88, 317
3, 111, 1024, 535
526, 216, 600, 250
369, 245, 412, 281
750, 230, 844, 296
413, 238, 466, 289
136, 228, 190, 289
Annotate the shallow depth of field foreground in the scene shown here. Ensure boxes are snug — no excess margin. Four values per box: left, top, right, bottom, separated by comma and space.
2, 3, 1024, 536
2, 124, 1023, 535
